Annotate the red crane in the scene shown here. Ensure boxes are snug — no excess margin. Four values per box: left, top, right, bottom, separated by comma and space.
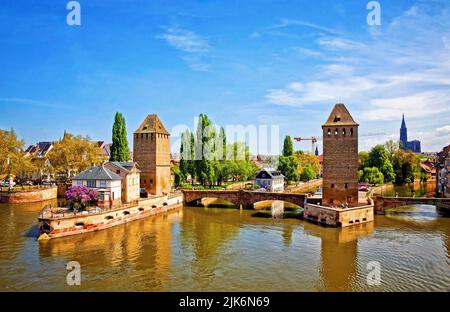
293, 137, 318, 155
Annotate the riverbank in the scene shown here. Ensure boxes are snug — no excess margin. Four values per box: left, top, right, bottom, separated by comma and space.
285, 179, 322, 193
370, 181, 436, 197
0, 186, 57, 204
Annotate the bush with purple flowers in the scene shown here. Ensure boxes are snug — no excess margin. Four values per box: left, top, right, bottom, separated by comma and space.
65, 185, 98, 210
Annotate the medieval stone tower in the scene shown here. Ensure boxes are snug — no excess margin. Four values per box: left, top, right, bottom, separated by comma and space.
133, 114, 171, 195
322, 104, 359, 207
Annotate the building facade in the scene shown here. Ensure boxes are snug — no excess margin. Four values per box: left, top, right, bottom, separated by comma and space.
322, 104, 359, 207
104, 162, 140, 204
436, 144, 450, 198
400, 114, 422, 153
133, 115, 171, 195
71, 165, 122, 208
255, 168, 285, 192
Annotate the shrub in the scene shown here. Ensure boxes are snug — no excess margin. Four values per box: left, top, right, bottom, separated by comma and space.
65, 185, 98, 210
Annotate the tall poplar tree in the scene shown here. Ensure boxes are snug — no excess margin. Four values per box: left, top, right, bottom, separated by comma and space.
110, 112, 130, 162
282, 135, 294, 157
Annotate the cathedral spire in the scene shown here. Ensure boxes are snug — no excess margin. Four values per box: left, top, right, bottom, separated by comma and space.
400, 114, 408, 150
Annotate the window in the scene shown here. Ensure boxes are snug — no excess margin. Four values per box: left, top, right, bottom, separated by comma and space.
350, 128, 354, 136
342, 128, 346, 136
334, 129, 338, 136
345, 183, 348, 189
99, 193, 104, 201
327, 129, 331, 137
116, 170, 120, 174
99, 180, 106, 188
331, 184, 335, 188
87, 180, 96, 188
334, 115, 341, 122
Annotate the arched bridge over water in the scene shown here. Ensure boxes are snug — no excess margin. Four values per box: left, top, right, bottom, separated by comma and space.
182, 190, 319, 209
374, 196, 450, 214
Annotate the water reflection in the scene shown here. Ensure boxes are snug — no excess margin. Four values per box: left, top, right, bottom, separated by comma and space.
0, 198, 449, 291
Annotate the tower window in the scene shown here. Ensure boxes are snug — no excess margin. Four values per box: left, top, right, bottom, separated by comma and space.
345, 183, 348, 189
334, 129, 338, 136
350, 128, 354, 136
327, 129, 331, 137
342, 128, 346, 136
331, 184, 335, 188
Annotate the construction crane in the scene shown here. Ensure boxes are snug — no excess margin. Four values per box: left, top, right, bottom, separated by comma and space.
293, 137, 319, 155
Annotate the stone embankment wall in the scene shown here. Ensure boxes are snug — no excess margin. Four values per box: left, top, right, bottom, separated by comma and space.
0, 187, 58, 204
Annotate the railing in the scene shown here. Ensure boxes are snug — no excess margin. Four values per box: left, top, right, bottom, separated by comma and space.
39, 202, 138, 220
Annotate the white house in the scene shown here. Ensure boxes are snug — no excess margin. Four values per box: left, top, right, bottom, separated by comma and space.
71, 165, 122, 208
255, 168, 285, 192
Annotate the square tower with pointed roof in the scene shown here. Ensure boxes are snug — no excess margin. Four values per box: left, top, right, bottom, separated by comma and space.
322, 104, 359, 207
133, 114, 171, 195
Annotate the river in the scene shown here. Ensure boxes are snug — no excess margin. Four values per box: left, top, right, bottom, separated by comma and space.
0, 186, 449, 291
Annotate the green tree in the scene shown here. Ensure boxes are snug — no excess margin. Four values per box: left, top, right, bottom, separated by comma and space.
392, 150, 420, 185
360, 167, 384, 185
384, 140, 399, 163
180, 129, 195, 183
358, 151, 369, 170
366, 145, 396, 183
195, 114, 216, 187
278, 156, 298, 184
172, 166, 184, 187
110, 112, 129, 162
282, 135, 294, 157
300, 163, 315, 182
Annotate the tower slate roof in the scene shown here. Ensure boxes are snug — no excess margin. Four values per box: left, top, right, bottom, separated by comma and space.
322, 103, 358, 127
134, 114, 169, 135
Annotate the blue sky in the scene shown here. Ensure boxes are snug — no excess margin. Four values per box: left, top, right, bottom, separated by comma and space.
0, 0, 449, 154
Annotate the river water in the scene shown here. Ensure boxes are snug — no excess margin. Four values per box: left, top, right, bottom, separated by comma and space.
0, 188, 449, 291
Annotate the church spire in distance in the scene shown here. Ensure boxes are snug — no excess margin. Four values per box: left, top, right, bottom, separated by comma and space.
400, 114, 408, 150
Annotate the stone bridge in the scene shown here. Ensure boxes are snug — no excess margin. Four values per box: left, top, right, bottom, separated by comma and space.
182, 189, 315, 209
373, 196, 450, 215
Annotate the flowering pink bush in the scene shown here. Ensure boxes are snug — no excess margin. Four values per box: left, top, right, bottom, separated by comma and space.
65, 185, 98, 210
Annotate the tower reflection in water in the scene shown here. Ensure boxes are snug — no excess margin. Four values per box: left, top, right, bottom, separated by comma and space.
303, 221, 374, 291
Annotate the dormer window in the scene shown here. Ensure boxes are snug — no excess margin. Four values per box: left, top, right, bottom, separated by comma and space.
334, 115, 341, 122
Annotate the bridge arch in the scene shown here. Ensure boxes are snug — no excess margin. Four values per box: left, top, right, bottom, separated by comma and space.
253, 199, 302, 210
182, 190, 309, 210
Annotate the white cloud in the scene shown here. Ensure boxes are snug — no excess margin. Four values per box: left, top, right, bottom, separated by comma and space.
436, 125, 450, 135
316, 36, 364, 50
270, 19, 342, 36
264, 3, 450, 151
157, 26, 211, 71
